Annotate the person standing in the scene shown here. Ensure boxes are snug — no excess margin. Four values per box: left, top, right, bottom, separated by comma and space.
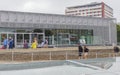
34, 37, 38, 47
44, 39, 48, 48
31, 40, 37, 49
8, 37, 14, 49
3, 38, 8, 49
23, 40, 28, 48
78, 43, 83, 59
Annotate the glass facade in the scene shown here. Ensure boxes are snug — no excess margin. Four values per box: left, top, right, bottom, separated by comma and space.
0, 28, 93, 47
45, 29, 93, 46
0, 28, 44, 48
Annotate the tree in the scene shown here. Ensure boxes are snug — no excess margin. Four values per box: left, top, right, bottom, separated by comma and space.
117, 24, 120, 43
33, 29, 42, 33
45, 30, 53, 36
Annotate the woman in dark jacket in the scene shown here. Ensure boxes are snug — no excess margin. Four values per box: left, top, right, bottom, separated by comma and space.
83, 45, 89, 59
114, 46, 119, 53
113, 46, 119, 57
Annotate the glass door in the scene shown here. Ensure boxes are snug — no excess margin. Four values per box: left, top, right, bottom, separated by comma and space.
58, 33, 70, 46
37, 34, 43, 44
17, 34, 23, 47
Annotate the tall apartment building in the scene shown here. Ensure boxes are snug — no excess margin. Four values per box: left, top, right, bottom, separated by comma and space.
65, 2, 113, 18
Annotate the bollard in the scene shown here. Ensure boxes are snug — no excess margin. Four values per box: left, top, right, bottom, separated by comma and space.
109, 53, 111, 58
31, 53, 34, 61
49, 51, 52, 61
66, 52, 68, 60
96, 53, 98, 58
12, 51, 14, 62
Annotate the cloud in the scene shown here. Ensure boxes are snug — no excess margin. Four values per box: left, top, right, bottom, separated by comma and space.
22, 0, 52, 13
0, 0, 120, 22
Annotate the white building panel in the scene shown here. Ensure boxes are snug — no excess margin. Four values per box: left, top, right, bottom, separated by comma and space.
59, 16, 66, 24
66, 17, 72, 24
72, 17, 77, 24
40, 15, 47, 24
25, 14, 33, 23
9, 12, 17, 22
46, 15, 53, 24
33, 14, 40, 23
52, 16, 60, 24
17, 13, 25, 23
0, 12, 9, 22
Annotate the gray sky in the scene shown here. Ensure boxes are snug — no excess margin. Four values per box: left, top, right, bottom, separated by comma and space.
0, 0, 120, 22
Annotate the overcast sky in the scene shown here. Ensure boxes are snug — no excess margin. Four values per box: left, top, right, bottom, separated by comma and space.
0, 0, 120, 22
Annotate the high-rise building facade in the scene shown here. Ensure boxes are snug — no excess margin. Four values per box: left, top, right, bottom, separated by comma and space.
65, 2, 113, 18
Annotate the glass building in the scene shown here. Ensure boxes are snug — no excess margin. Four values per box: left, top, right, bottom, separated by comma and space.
0, 10, 117, 47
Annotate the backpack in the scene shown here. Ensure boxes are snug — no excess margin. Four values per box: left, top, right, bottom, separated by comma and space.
85, 48, 89, 52
114, 47, 119, 52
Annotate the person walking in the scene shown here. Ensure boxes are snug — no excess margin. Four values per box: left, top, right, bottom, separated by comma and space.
83, 45, 89, 59
113, 45, 119, 57
78, 43, 83, 59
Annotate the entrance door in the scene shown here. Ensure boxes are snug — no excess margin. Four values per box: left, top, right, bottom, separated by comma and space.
16, 34, 23, 48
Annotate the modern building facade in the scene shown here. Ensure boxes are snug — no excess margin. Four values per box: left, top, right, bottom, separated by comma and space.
0, 10, 116, 48
65, 2, 113, 18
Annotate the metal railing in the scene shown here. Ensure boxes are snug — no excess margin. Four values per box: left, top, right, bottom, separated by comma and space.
0, 51, 119, 62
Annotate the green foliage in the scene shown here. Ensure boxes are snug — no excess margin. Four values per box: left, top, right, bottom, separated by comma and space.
45, 30, 53, 36
117, 24, 120, 31
33, 29, 42, 32
117, 24, 120, 42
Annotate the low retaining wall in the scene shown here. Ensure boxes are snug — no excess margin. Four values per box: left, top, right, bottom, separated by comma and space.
0, 46, 118, 63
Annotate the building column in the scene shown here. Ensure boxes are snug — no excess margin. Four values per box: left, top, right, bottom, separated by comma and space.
0, 33, 1, 45
23, 33, 24, 47
29, 33, 32, 46
52, 35, 54, 45
43, 29, 45, 40
7, 33, 8, 49
68, 33, 71, 45
15, 33, 17, 48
